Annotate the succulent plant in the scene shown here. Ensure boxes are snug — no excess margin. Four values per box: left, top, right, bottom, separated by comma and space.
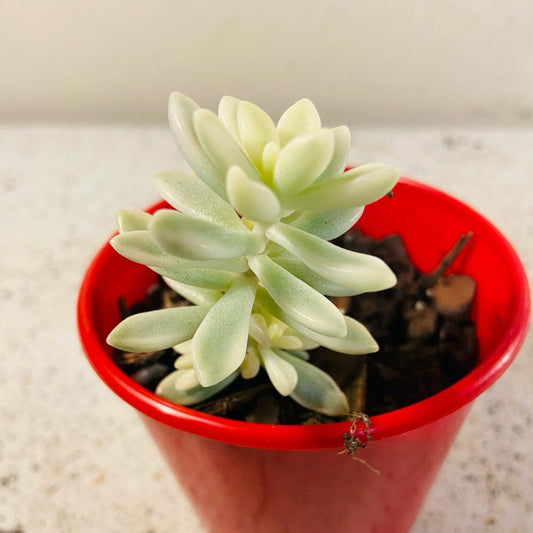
106, 92, 400, 416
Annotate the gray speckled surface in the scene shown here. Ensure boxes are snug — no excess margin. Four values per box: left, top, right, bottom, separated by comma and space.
1, 125, 531, 533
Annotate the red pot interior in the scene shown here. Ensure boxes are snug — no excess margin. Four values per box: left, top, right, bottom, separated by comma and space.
77, 178, 530, 449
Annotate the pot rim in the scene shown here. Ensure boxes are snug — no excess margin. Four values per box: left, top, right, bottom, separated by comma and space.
77, 178, 530, 450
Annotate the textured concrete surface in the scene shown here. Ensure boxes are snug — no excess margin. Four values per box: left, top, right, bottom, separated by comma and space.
1, 125, 531, 532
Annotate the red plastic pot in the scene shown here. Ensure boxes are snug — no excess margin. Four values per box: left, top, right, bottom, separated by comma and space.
78, 178, 530, 533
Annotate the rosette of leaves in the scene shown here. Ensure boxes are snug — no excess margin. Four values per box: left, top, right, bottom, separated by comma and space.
106, 92, 400, 416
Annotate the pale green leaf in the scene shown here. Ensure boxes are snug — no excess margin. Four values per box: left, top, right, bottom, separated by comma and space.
168, 92, 227, 199
248, 255, 347, 337
156, 369, 238, 405
193, 108, 263, 186
174, 352, 193, 368
110, 230, 248, 272
261, 141, 280, 187
162, 277, 221, 306
286, 349, 310, 360
315, 125, 351, 181
237, 100, 279, 167
277, 98, 321, 146
277, 350, 349, 416
286, 206, 364, 240
240, 347, 261, 379
255, 288, 378, 354
266, 223, 397, 294
226, 165, 281, 222
154, 171, 245, 231
218, 95, 242, 144
272, 253, 359, 296
153, 266, 239, 291
282, 163, 401, 210
173, 368, 201, 390
248, 313, 271, 346
258, 346, 298, 396
106, 305, 209, 352
150, 210, 265, 260
115, 210, 152, 233
192, 277, 257, 386
296, 315, 379, 355
272, 335, 303, 350
273, 130, 334, 196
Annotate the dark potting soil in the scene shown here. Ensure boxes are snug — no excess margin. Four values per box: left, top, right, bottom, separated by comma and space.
114, 231, 478, 426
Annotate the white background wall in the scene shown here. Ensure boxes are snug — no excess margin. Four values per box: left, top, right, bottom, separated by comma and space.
1, 0, 532, 125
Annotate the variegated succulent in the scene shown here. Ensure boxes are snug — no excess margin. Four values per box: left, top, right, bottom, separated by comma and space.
106, 92, 400, 416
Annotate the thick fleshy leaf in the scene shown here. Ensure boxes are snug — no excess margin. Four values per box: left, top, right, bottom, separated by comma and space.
248, 313, 271, 346
240, 347, 261, 379
261, 141, 280, 187
272, 335, 303, 350
150, 210, 265, 260
174, 351, 193, 368
266, 223, 397, 294
192, 277, 257, 386
168, 92, 227, 199
282, 163, 401, 210
153, 266, 239, 291
277, 350, 349, 416
237, 100, 279, 168
272, 253, 361, 296
110, 231, 248, 272
255, 288, 378, 354
106, 305, 209, 352
173, 368, 201, 390
154, 171, 245, 231
194, 109, 262, 186
286, 206, 364, 241
259, 346, 298, 396
296, 315, 378, 355
226, 165, 281, 222
218, 95, 242, 144
273, 130, 334, 196
115, 210, 152, 233
162, 277, 221, 306
248, 255, 347, 337
286, 349, 310, 360
315, 125, 351, 181
277, 98, 321, 146
156, 369, 238, 405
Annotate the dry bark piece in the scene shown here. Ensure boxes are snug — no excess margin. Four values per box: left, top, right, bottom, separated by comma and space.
331, 295, 351, 314
431, 274, 476, 317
